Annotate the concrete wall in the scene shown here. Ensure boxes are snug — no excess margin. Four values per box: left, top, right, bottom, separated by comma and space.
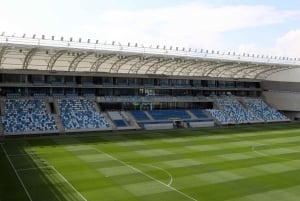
267, 68, 300, 82
262, 81, 300, 118
263, 91, 300, 111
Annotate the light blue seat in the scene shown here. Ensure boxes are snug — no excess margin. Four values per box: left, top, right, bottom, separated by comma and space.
244, 99, 289, 121
217, 99, 260, 123
2, 99, 57, 133
58, 99, 109, 130
206, 109, 235, 124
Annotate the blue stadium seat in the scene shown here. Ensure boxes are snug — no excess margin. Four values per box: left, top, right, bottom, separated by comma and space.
148, 109, 191, 120
217, 99, 260, 123
107, 111, 128, 127
2, 99, 57, 133
190, 109, 209, 119
58, 99, 110, 130
244, 98, 289, 121
113, 119, 127, 127
130, 110, 150, 121
206, 109, 235, 124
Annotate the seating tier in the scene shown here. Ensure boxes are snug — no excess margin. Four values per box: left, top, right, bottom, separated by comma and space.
2, 99, 57, 133
58, 99, 109, 130
244, 99, 289, 121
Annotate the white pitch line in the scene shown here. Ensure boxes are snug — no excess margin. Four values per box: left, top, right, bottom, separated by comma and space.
279, 147, 299, 153
91, 147, 197, 201
8, 153, 33, 157
251, 144, 299, 161
16, 166, 53, 172
133, 163, 173, 186
0, 144, 33, 201
51, 166, 87, 201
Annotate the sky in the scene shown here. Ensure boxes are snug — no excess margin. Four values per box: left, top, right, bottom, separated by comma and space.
1, 0, 300, 58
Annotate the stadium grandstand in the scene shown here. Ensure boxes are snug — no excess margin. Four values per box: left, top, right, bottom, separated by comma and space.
0, 34, 298, 136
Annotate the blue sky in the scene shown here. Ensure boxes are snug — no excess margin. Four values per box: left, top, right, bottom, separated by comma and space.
0, 0, 300, 57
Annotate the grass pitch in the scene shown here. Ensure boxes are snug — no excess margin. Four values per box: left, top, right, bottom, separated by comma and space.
2, 123, 300, 201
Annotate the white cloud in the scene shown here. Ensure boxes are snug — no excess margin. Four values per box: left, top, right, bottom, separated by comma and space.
272, 30, 300, 57
237, 30, 300, 58
1, 1, 300, 57
82, 3, 300, 50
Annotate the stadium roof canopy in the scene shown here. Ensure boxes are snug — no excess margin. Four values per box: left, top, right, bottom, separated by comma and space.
0, 35, 300, 79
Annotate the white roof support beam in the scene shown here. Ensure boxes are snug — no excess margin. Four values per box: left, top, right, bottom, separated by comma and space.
69, 52, 93, 71
109, 55, 139, 73
47, 50, 67, 71
23, 48, 38, 69
128, 57, 157, 74
145, 59, 173, 74
0, 46, 8, 69
90, 54, 115, 72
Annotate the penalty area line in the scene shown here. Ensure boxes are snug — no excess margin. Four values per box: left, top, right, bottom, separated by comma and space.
16, 166, 53, 172
51, 166, 87, 201
0, 144, 33, 201
92, 147, 197, 201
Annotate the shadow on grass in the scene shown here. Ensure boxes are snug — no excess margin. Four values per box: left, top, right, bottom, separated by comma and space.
1, 122, 300, 201
6, 122, 300, 146
0, 143, 82, 201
